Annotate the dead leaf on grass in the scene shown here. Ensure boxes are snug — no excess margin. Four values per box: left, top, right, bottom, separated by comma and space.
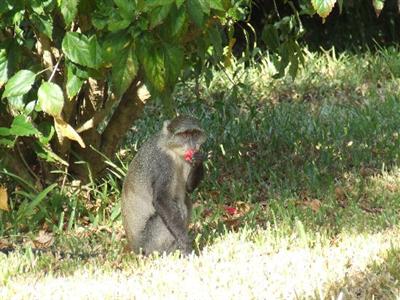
335, 186, 347, 208
296, 199, 321, 213
360, 166, 377, 177
33, 230, 54, 249
385, 183, 398, 193
359, 205, 384, 214
304, 199, 321, 212
222, 201, 251, 230
0, 186, 9, 211
0, 239, 12, 250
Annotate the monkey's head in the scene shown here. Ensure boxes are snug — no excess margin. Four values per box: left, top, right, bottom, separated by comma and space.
162, 116, 206, 161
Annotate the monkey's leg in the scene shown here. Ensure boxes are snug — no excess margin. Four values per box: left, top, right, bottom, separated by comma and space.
152, 174, 192, 254
142, 214, 178, 254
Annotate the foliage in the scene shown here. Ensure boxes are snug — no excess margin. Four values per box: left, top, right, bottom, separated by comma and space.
253, 0, 400, 59
257, 0, 400, 79
0, 0, 249, 188
1, 0, 399, 249
1, 0, 393, 192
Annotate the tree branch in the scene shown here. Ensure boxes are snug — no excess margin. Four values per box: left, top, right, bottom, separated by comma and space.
100, 81, 146, 157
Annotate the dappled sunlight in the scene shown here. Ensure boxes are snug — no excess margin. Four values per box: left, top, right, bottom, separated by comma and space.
367, 167, 400, 194
1, 226, 399, 299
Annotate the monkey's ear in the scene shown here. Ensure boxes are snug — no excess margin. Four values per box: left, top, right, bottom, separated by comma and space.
162, 120, 172, 135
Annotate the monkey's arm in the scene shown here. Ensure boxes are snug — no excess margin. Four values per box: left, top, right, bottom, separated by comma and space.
152, 176, 191, 253
186, 152, 205, 193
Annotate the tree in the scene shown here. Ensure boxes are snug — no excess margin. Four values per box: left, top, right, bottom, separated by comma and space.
0, 0, 249, 187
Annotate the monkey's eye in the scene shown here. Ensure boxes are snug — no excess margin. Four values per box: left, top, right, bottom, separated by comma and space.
177, 132, 189, 138
176, 130, 201, 139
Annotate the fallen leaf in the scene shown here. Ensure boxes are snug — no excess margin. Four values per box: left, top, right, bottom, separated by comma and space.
385, 183, 398, 192
335, 186, 347, 208
0, 239, 12, 249
360, 166, 376, 177
305, 199, 321, 212
359, 204, 384, 214
297, 199, 321, 213
33, 230, 54, 249
0, 186, 9, 211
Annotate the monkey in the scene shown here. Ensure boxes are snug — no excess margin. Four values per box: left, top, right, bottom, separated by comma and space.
121, 116, 207, 255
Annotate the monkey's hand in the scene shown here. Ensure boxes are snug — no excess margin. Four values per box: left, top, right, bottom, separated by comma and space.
190, 151, 206, 165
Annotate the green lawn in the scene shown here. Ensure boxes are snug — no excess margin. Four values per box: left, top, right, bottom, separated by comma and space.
1, 48, 400, 298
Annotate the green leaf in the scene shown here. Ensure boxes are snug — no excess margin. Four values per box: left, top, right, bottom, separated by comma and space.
0, 49, 8, 86
176, 0, 185, 8
145, 50, 166, 93
9, 115, 40, 137
60, 0, 78, 26
210, 0, 224, 11
372, 0, 385, 17
169, 6, 188, 37
0, 127, 11, 136
33, 141, 68, 165
164, 45, 183, 87
30, 13, 54, 40
114, 0, 135, 20
139, 39, 166, 93
62, 32, 103, 69
23, 183, 58, 218
7, 95, 25, 114
37, 122, 55, 144
289, 54, 299, 79
1, 116, 39, 148
208, 26, 223, 60
337, 0, 343, 13
149, 4, 172, 29
187, 0, 205, 27
262, 25, 280, 52
146, 0, 175, 7
66, 64, 84, 99
198, 0, 210, 14
112, 44, 138, 96
37, 82, 64, 117
102, 32, 131, 64
107, 14, 131, 31
311, 0, 336, 19
92, 15, 108, 30
2, 70, 36, 99
0, 136, 14, 147
24, 101, 36, 115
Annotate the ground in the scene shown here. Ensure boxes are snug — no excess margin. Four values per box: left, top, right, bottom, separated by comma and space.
1, 49, 400, 299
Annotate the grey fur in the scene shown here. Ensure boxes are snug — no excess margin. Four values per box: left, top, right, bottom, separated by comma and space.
121, 116, 206, 255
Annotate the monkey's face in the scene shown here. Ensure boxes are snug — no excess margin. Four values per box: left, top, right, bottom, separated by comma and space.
168, 129, 206, 159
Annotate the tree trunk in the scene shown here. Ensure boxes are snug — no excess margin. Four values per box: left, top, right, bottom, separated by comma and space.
69, 81, 147, 181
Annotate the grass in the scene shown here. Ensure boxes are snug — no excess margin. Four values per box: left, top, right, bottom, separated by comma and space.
1, 47, 400, 298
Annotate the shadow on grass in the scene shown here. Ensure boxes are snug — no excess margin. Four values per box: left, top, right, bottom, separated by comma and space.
160, 93, 400, 246
325, 245, 400, 299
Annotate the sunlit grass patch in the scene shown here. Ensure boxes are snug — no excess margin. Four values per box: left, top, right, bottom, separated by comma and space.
1, 226, 399, 299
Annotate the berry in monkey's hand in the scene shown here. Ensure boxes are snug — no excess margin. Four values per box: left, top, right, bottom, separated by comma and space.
184, 149, 195, 162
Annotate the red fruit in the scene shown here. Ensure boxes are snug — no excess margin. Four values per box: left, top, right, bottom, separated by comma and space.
184, 149, 195, 162
224, 206, 237, 215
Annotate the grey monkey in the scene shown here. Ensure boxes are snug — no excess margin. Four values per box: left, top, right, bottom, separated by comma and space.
121, 116, 207, 255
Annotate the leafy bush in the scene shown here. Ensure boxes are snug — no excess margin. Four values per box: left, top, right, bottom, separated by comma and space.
0, 0, 248, 186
